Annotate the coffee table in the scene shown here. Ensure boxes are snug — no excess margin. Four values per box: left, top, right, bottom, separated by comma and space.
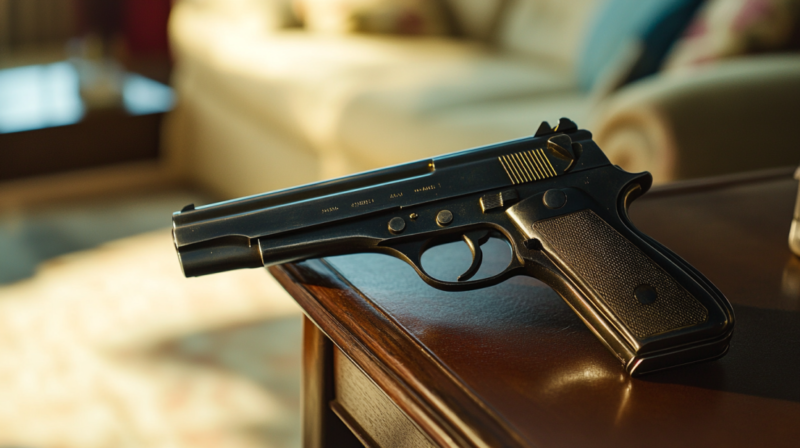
0, 61, 173, 181
270, 167, 800, 448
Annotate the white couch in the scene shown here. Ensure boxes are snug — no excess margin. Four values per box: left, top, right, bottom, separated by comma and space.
164, 0, 800, 199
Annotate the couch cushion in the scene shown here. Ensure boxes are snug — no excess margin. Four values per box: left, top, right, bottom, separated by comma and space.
294, 0, 456, 35
176, 0, 298, 32
444, 0, 510, 41
171, 2, 577, 156
495, 0, 601, 70
337, 91, 589, 171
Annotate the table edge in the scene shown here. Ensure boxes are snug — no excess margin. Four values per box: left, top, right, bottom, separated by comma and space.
269, 260, 531, 448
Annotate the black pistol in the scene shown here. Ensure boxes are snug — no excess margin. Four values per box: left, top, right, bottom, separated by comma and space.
172, 118, 734, 375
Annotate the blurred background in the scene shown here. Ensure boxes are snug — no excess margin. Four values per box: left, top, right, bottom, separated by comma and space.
0, 0, 799, 446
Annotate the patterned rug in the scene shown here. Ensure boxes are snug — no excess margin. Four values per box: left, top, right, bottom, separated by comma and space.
0, 229, 303, 448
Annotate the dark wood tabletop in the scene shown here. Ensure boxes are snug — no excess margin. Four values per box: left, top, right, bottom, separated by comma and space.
271, 167, 800, 448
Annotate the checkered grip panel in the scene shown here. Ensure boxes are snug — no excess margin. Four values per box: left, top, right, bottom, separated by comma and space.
531, 210, 708, 339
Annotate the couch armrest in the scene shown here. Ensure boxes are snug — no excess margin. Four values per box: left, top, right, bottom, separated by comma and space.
591, 55, 800, 183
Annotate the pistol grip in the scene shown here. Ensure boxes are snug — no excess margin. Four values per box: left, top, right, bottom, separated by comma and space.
532, 209, 709, 340
507, 185, 734, 375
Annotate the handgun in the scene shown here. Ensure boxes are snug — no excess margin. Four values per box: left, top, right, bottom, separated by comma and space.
172, 118, 734, 375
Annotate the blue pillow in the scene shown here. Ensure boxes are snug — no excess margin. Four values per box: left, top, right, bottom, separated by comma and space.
576, 0, 704, 92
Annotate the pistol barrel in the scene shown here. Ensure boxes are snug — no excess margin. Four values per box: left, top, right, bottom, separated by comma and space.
173, 231, 262, 277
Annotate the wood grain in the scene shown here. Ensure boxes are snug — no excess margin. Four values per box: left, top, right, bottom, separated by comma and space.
1, 110, 163, 181
272, 260, 528, 448
301, 317, 362, 448
273, 169, 800, 448
334, 348, 436, 448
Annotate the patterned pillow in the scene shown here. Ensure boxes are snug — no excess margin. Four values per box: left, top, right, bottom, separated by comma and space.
663, 0, 800, 70
575, 0, 704, 92
294, 0, 455, 35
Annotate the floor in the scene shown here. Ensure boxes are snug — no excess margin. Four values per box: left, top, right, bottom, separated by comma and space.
0, 191, 304, 448
0, 191, 198, 285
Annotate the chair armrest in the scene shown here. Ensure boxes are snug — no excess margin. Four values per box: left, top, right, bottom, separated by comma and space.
591, 55, 800, 183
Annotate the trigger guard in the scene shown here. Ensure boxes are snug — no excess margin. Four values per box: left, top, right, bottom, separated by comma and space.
381, 229, 524, 292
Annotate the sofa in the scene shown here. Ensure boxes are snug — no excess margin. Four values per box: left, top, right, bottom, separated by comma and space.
164, 0, 800, 199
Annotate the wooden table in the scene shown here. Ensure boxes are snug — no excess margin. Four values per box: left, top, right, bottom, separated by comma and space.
270, 168, 800, 448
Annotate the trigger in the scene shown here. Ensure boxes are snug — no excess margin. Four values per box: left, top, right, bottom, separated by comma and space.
458, 230, 490, 282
